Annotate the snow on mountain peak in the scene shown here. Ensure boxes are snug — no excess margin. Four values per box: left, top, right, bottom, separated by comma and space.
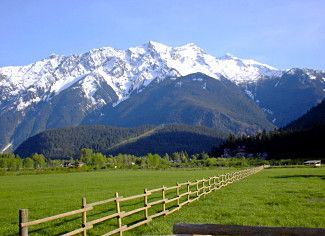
218, 53, 238, 60
0, 41, 282, 112
147, 41, 170, 51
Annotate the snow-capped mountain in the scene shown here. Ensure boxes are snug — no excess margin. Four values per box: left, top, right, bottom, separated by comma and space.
0, 41, 324, 152
0, 41, 280, 113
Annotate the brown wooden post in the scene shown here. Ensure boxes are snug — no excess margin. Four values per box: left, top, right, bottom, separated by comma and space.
202, 179, 205, 197
82, 197, 87, 236
162, 186, 166, 213
19, 209, 28, 236
187, 181, 190, 202
196, 180, 199, 198
144, 188, 148, 220
176, 183, 180, 207
115, 192, 123, 236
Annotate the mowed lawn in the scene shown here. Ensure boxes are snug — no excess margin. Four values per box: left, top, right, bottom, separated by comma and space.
0, 168, 230, 235
132, 167, 325, 235
0, 167, 324, 235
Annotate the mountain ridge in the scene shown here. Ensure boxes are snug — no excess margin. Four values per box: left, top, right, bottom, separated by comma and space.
1, 41, 324, 151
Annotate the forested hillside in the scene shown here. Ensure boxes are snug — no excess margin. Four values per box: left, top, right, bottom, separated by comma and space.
285, 99, 325, 130
213, 100, 325, 159
15, 125, 153, 159
109, 124, 226, 156
15, 124, 226, 159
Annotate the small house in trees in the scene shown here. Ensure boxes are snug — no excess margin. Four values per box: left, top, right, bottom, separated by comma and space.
304, 160, 321, 167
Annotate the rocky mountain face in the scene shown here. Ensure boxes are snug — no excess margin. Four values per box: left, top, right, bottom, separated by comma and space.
0, 41, 324, 151
84, 73, 274, 134
243, 68, 325, 127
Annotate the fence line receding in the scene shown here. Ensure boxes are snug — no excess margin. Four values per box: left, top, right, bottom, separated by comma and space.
19, 166, 264, 236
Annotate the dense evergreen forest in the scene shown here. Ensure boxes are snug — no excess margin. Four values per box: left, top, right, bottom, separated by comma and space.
15, 124, 226, 159
213, 100, 325, 160
110, 124, 226, 156
213, 125, 325, 159
15, 125, 154, 159
286, 99, 325, 130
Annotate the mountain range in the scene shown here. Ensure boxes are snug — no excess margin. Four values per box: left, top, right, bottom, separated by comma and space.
1, 41, 324, 152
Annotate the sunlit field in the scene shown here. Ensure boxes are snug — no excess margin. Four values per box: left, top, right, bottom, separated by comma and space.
0, 167, 324, 235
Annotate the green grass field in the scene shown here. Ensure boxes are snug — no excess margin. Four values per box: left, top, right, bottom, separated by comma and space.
0, 167, 324, 235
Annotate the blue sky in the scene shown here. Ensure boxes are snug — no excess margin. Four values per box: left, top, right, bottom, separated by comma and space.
0, 0, 324, 69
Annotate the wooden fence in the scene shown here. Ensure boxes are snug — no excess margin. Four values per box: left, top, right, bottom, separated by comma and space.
19, 166, 263, 236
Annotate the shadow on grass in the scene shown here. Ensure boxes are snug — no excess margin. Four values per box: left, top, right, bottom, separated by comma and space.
272, 175, 325, 180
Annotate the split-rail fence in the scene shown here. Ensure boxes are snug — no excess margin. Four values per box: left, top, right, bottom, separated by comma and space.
19, 166, 263, 236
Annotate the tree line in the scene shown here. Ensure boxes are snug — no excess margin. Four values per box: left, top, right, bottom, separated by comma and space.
1, 149, 305, 173
0, 153, 47, 171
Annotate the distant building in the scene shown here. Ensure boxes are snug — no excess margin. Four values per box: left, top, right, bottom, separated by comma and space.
304, 160, 321, 167
61, 161, 84, 168
222, 146, 267, 159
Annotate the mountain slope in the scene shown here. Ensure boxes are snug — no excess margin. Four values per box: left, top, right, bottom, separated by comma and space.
14, 124, 226, 159
84, 73, 275, 133
109, 124, 226, 156
285, 99, 325, 130
244, 68, 325, 126
14, 125, 153, 159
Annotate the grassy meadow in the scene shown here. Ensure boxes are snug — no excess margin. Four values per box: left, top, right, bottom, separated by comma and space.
133, 167, 325, 235
0, 167, 324, 235
0, 168, 230, 235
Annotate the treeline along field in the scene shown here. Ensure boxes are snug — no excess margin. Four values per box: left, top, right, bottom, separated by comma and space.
1, 149, 295, 175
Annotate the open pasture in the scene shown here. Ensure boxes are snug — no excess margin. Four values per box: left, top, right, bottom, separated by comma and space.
0, 168, 229, 235
0, 167, 324, 235
133, 167, 325, 235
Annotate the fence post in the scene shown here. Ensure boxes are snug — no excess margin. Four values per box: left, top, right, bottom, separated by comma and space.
187, 181, 190, 202
144, 189, 148, 221
82, 197, 87, 236
196, 180, 199, 198
176, 183, 180, 207
115, 192, 123, 236
19, 209, 28, 236
202, 179, 205, 197
162, 186, 166, 213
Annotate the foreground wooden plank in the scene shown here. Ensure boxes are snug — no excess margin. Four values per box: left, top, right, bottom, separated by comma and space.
173, 223, 325, 236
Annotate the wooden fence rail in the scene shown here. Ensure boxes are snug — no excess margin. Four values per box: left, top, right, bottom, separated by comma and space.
19, 166, 263, 236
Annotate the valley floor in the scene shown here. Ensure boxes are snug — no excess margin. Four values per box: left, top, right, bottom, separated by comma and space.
0, 167, 324, 235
